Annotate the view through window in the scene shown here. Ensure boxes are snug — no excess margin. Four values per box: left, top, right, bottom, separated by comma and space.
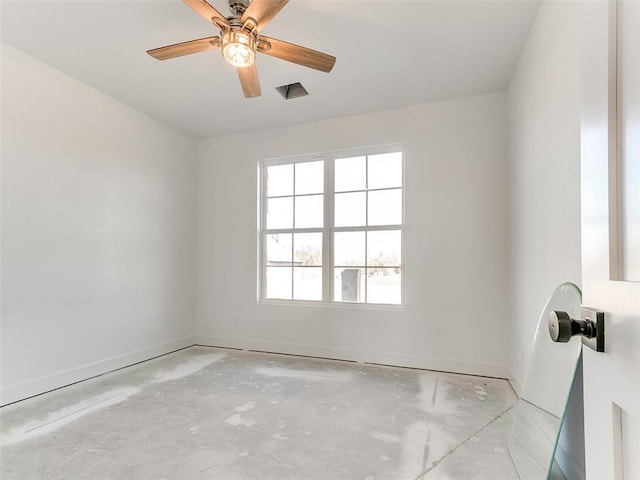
260, 148, 403, 305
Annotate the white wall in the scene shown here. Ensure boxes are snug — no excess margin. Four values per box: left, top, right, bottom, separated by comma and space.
506, 0, 582, 390
1, 44, 197, 405
195, 92, 511, 378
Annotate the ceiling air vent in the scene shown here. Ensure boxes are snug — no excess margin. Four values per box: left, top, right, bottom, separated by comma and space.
275, 82, 309, 99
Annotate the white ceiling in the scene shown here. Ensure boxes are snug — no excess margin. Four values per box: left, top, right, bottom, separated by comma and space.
1, 0, 540, 139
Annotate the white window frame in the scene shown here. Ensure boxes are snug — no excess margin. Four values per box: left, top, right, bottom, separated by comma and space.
258, 144, 405, 307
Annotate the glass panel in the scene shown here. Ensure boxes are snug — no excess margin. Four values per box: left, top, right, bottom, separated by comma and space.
266, 164, 293, 197
295, 161, 324, 195
335, 156, 366, 192
366, 268, 401, 304
334, 192, 366, 227
293, 267, 322, 301
368, 189, 402, 226
295, 194, 323, 229
266, 233, 292, 265
368, 152, 402, 190
294, 233, 322, 266
266, 197, 293, 229
265, 266, 292, 299
508, 283, 582, 480
334, 267, 365, 303
334, 231, 365, 266
367, 230, 401, 267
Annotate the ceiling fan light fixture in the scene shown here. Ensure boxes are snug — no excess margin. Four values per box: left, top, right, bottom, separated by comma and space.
222, 30, 256, 67
147, 0, 337, 98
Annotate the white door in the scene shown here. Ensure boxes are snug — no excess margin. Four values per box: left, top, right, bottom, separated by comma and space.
581, 1, 640, 479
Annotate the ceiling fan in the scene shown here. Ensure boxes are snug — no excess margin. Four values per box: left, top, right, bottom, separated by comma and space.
147, 0, 336, 98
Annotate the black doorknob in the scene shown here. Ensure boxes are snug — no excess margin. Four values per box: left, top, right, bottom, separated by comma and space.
548, 310, 596, 343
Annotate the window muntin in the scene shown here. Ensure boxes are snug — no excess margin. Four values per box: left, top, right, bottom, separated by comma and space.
260, 148, 403, 305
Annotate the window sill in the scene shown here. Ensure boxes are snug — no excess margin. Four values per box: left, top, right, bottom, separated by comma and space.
258, 298, 406, 311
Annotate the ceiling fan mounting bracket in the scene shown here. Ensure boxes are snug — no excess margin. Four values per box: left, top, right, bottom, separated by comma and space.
228, 0, 250, 17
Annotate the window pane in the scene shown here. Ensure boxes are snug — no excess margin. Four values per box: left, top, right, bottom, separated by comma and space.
267, 164, 293, 197
266, 234, 292, 266
335, 156, 366, 192
294, 233, 322, 266
295, 161, 324, 195
334, 192, 366, 227
265, 267, 292, 299
368, 152, 402, 190
267, 197, 293, 229
368, 189, 402, 226
293, 267, 322, 301
367, 268, 401, 304
334, 231, 365, 266
367, 230, 401, 267
295, 194, 323, 228
334, 267, 365, 303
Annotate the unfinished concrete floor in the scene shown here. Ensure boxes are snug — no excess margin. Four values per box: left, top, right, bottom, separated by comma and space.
1, 346, 519, 479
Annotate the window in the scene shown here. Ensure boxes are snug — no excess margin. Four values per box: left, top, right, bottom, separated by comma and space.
259, 147, 403, 305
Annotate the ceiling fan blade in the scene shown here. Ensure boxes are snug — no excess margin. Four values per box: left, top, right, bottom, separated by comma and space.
241, 0, 289, 32
147, 36, 220, 60
183, 0, 229, 28
258, 36, 336, 73
237, 64, 261, 98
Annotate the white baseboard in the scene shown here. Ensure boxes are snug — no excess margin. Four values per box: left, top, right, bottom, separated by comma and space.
508, 369, 523, 397
194, 335, 511, 379
2, 335, 513, 406
0, 337, 196, 406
